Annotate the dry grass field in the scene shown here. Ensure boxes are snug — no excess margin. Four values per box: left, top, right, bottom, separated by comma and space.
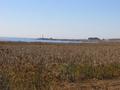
0, 42, 120, 90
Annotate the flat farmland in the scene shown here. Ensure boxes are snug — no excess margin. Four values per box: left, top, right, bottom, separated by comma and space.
0, 42, 120, 90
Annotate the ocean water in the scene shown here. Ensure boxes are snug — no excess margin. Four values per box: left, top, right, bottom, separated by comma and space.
0, 37, 82, 43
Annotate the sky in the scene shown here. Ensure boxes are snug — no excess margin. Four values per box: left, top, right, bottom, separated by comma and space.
0, 0, 120, 39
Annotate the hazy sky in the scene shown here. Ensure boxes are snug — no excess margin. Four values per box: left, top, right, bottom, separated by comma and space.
0, 0, 120, 39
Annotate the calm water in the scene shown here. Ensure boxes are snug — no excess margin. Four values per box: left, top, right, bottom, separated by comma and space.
0, 37, 82, 43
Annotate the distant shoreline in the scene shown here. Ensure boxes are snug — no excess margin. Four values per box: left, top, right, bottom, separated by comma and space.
0, 37, 120, 44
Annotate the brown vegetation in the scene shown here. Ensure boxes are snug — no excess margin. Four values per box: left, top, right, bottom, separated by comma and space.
0, 42, 120, 90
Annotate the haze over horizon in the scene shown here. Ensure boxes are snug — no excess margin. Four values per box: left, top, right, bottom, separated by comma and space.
0, 0, 120, 39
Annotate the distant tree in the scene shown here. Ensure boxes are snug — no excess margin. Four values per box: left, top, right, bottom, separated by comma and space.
88, 37, 101, 41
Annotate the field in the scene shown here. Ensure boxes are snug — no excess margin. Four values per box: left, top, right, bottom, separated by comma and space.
0, 42, 120, 90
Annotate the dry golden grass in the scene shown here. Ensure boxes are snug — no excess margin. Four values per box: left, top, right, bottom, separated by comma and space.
0, 42, 120, 90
